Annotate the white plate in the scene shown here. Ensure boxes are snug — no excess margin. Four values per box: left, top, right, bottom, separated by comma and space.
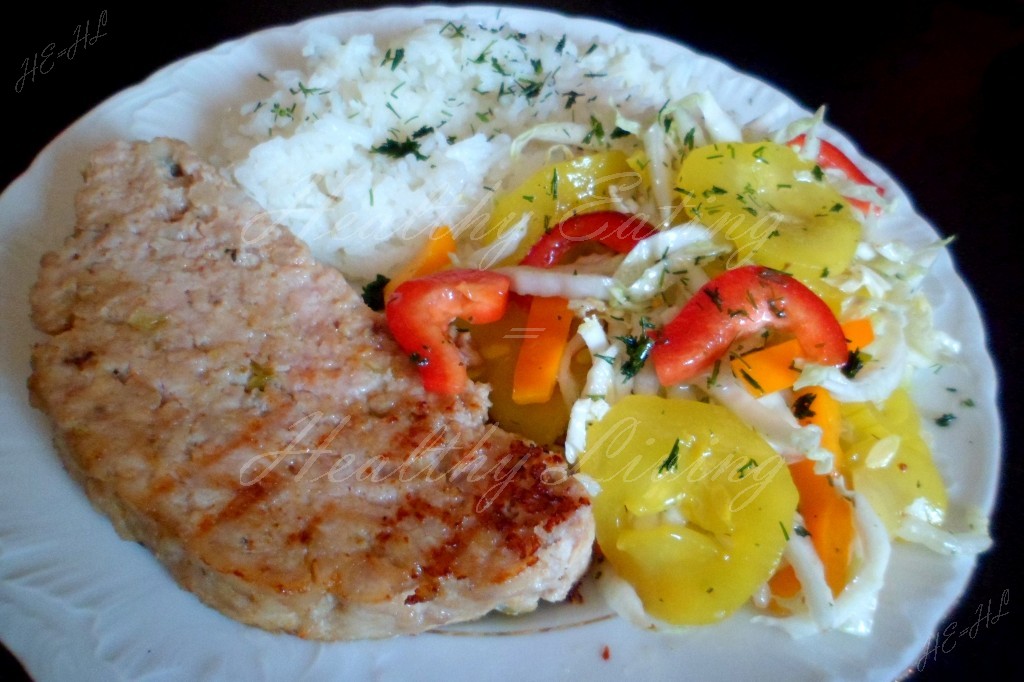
0, 5, 1001, 681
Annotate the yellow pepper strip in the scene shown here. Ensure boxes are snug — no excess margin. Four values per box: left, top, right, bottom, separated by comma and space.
771, 387, 854, 600
511, 296, 574, 404
383, 225, 456, 299
731, 317, 874, 396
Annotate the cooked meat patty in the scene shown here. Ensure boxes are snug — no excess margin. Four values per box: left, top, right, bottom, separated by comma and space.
28, 138, 594, 639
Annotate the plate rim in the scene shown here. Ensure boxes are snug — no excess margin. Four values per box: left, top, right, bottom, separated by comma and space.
0, 4, 1002, 681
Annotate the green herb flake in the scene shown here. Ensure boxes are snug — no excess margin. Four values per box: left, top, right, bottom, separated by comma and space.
531, 58, 543, 74
361, 274, 391, 311
683, 127, 695, 150
371, 137, 428, 161
439, 21, 466, 38
490, 57, 509, 76
830, 202, 844, 213
520, 79, 543, 101
707, 359, 721, 389
704, 287, 724, 311
737, 458, 758, 479
471, 40, 497, 64
779, 521, 790, 542
564, 90, 582, 109
594, 353, 615, 365
794, 525, 811, 538
246, 361, 275, 393
555, 34, 567, 53
411, 125, 434, 139
659, 438, 682, 474
842, 348, 865, 379
935, 413, 957, 427
610, 126, 632, 139
961, 398, 976, 407
615, 333, 655, 380
792, 393, 817, 420
583, 115, 605, 144
812, 165, 825, 181
739, 369, 764, 393
270, 102, 297, 121
290, 81, 328, 97
550, 168, 559, 200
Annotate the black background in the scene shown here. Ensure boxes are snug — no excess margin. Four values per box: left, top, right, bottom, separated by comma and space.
2, 2, 1020, 679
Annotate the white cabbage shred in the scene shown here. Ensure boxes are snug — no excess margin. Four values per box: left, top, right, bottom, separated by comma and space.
549, 88, 990, 636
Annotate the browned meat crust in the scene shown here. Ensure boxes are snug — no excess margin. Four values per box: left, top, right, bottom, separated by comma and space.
27, 138, 593, 639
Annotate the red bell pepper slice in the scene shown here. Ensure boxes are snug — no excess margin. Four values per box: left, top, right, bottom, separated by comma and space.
651, 265, 848, 387
385, 269, 511, 395
520, 211, 658, 268
787, 134, 884, 215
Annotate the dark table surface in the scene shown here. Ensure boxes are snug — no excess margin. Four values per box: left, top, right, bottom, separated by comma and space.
2, 2, 1020, 679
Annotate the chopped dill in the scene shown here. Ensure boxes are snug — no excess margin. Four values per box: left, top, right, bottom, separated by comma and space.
371, 136, 428, 161
659, 438, 682, 474
792, 393, 817, 419
842, 348, 865, 378
361, 274, 390, 311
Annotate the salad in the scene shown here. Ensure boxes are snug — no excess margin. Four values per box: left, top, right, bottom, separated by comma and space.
377, 91, 992, 636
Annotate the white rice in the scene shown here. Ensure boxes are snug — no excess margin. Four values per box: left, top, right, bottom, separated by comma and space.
215, 19, 692, 282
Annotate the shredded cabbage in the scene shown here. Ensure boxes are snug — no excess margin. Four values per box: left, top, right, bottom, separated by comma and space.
472, 88, 989, 638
